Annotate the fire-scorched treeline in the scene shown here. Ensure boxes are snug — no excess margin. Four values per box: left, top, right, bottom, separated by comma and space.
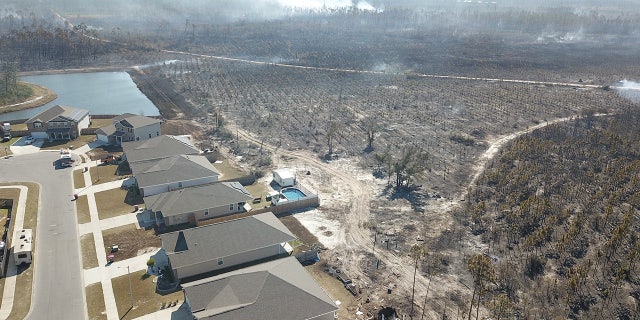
461, 110, 640, 319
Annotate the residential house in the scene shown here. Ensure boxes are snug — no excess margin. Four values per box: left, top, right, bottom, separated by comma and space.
96, 113, 161, 145
144, 181, 253, 227
130, 154, 220, 197
122, 135, 200, 163
26, 105, 90, 140
182, 256, 338, 320
159, 212, 296, 280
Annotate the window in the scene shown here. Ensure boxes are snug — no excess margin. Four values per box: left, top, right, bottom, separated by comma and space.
156, 132, 159, 136
34, 122, 42, 128
204, 209, 209, 216
17, 254, 27, 259
229, 204, 234, 211
178, 182, 183, 188
149, 133, 152, 138
217, 257, 224, 265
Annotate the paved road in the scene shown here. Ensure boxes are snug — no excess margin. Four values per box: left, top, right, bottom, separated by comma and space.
0, 152, 85, 320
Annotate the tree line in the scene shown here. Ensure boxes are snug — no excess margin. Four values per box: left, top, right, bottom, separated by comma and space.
461, 109, 640, 319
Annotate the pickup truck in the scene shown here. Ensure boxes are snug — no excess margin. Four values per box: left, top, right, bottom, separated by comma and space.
60, 154, 75, 167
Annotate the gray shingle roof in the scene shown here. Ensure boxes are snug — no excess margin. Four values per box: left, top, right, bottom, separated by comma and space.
130, 154, 219, 189
119, 115, 160, 128
144, 182, 252, 218
95, 124, 117, 136
26, 105, 89, 124
160, 212, 296, 270
183, 256, 337, 320
123, 135, 200, 163
112, 113, 137, 122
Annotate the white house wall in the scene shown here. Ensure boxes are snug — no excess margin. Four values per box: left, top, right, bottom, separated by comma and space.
77, 114, 91, 131
174, 244, 285, 279
133, 123, 161, 142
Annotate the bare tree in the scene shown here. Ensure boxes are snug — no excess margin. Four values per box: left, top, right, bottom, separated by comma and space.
410, 243, 429, 319
363, 116, 380, 152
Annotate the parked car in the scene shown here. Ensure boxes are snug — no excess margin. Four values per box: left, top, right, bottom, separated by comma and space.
24, 136, 35, 145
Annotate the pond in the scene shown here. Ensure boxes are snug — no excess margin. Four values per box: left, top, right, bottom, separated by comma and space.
0, 71, 159, 121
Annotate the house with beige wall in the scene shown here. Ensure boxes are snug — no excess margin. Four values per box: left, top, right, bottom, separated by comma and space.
144, 181, 253, 227
26, 105, 90, 140
96, 113, 161, 145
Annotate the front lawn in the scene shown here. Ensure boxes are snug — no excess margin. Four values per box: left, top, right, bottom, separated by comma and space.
95, 188, 143, 220
86, 282, 107, 320
80, 233, 99, 269
102, 224, 161, 260
90, 164, 127, 184
112, 272, 183, 319
40, 134, 96, 150
76, 195, 91, 224
73, 169, 86, 189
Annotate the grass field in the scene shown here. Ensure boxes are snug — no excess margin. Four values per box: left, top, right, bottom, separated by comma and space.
40, 134, 96, 151
112, 272, 183, 319
73, 169, 86, 189
86, 282, 107, 320
102, 224, 161, 260
81, 233, 99, 269
90, 164, 126, 184
95, 188, 142, 220
76, 195, 91, 224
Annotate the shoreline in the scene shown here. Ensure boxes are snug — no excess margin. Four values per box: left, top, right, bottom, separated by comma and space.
18, 66, 132, 76
0, 82, 57, 115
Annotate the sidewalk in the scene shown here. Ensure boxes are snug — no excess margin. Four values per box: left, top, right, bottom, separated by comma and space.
0, 186, 28, 319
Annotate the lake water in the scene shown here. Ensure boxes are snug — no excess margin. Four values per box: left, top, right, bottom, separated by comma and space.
0, 72, 159, 121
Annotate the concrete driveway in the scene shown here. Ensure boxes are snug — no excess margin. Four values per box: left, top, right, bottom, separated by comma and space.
9, 137, 43, 155
0, 152, 85, 320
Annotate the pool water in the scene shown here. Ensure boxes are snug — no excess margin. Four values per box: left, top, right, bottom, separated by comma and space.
282, 188, 306, 201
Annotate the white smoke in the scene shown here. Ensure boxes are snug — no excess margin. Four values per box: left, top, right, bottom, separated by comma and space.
275, 0, 381, 12
614, 80, 640, 103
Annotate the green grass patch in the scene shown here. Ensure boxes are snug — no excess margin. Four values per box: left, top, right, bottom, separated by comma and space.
73, 169, 86, 189
76, 195, 91, 224
0, 83, 33, 106
95, 188, 143, 220
86, 282, 107, 320
112, 272, 183, 319
80, 233, 99, 269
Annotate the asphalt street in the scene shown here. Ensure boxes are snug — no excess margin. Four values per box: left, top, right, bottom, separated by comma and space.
0, 151, 85, 320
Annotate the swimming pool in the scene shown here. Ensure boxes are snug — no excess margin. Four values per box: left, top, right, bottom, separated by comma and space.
281, 188, 306, 201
